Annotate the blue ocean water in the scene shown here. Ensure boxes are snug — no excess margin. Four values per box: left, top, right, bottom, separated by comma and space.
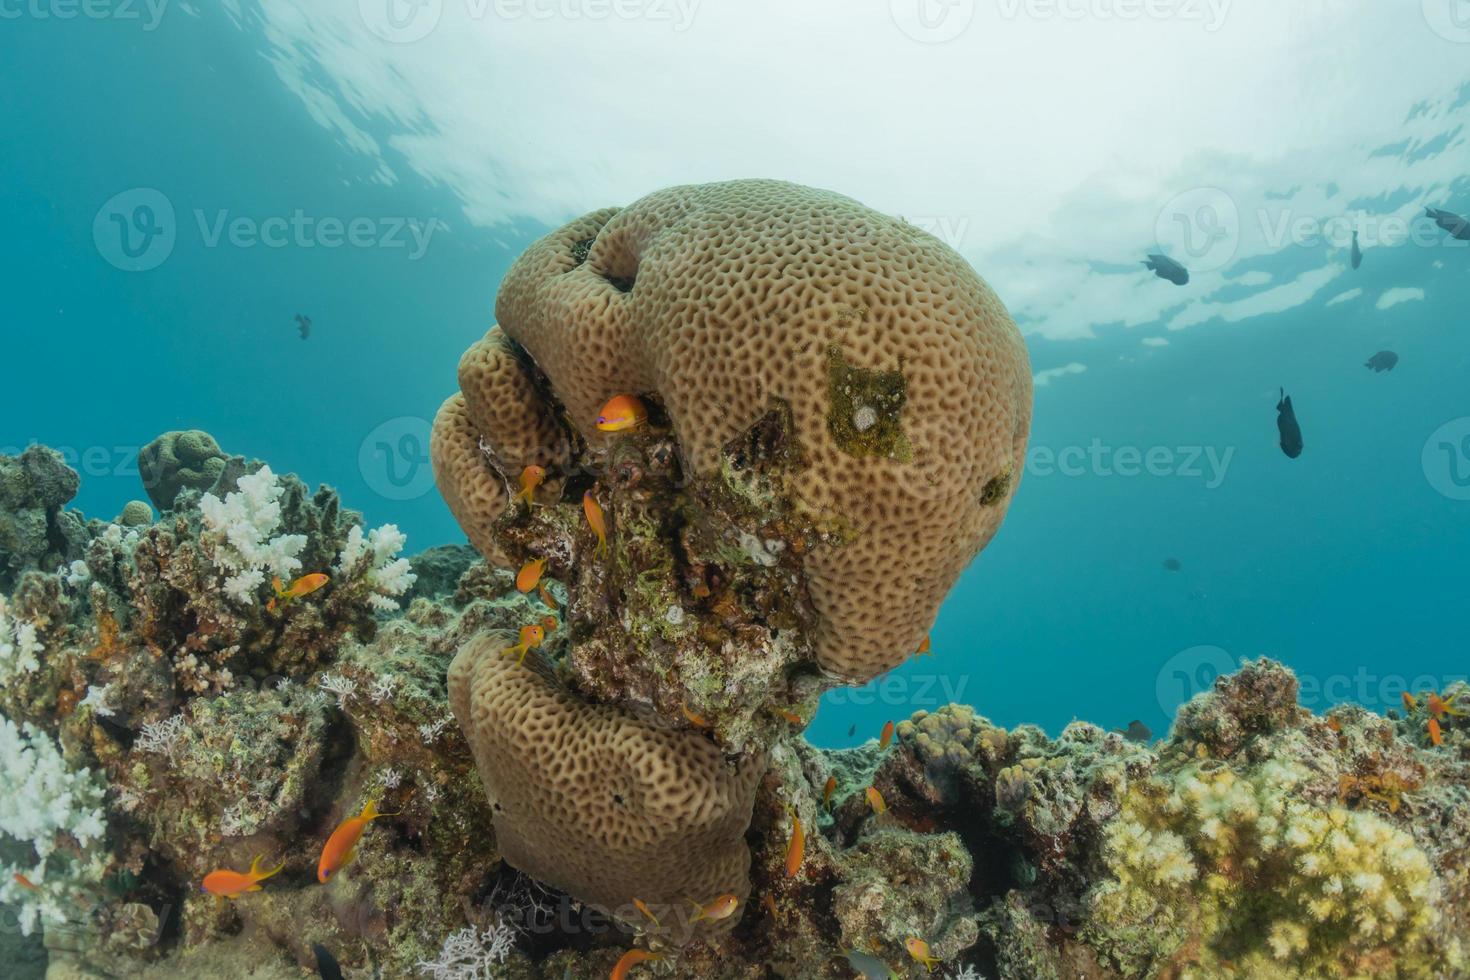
3, 3, 1468, 750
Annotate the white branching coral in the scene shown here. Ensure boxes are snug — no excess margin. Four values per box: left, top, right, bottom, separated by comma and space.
0, 717, 108, 935
368, 675, 399, 704
0, 595, 42, 683
416, 921, 517, 979
78, 683, 117, 718
198, 466, 306, 605
336, 523, 417, 612
318, 672, 357, 710
418, 716, 451, 745
135, 714, 189, 763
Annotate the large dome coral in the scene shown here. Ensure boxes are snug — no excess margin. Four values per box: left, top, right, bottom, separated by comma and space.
434, 179, 1031, 682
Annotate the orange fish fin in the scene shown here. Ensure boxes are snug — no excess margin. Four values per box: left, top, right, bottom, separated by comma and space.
360, 799, 400, 822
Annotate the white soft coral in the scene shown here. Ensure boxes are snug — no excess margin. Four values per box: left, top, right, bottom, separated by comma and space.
198, 466, 306, 604
336, 523, 417, 612
0, 717, 108, 935
0, 596, 42, 684
416, 921, 516, 978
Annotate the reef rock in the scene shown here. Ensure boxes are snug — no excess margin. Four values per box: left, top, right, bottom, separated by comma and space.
0, 447, 86, 593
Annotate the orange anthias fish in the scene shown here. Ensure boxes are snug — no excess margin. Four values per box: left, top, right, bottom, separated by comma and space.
610, 949, 662, 980
13, 873, 40, 892
516, 558, 547, 594
879, 720, 895, 750
596, 394, 648, 433
317, 801, 397, 883
517, 465, 546, 506
762, 893, 780, 922
680, 702, 712, 729
632, 898, 660, 927
689, 894, 739, 923
905, 937, 941, 972
583, 491, 609, 558
778, 708, 804, 726
784, 807, 805, 879
1402, 692, 1418, 712
503, 624, 547, 665
202, 855, 285, 898
267, 573, 329, 611
822, 775, 837, 810
1429, 718, 1444, 747
916, 634, 932, 656
865, 786, 887, 815
538, 582, 559, 610
540, 614, 558, 634
1428, 693, 1465, 719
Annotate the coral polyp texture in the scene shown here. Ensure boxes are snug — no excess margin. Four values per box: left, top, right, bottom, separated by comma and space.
448, 631, 763, 939
433, 178, 1032, 682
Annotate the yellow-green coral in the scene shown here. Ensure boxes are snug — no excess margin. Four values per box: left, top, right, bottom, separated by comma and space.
1087, 759, 1456, 979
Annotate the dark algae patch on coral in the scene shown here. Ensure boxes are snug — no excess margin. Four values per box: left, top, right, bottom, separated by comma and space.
826, 344, 913, 462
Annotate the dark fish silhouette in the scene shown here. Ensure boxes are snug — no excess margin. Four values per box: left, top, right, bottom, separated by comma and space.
1427, 207, 1470, 241
847, 724, 857, 738
1162, 558, 1182, 572
1112, 720, 1153, 744
1350, 230, 1362, 270
312, 943, 343, 980
1143, 253, 1189, 286
295, 314, 312, 340
1277, 388, 1303, 459
1364, 351, 1398, 373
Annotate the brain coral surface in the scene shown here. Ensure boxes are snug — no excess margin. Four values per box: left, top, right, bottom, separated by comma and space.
447, 632, 763, 935
439, 179, 1032, 681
